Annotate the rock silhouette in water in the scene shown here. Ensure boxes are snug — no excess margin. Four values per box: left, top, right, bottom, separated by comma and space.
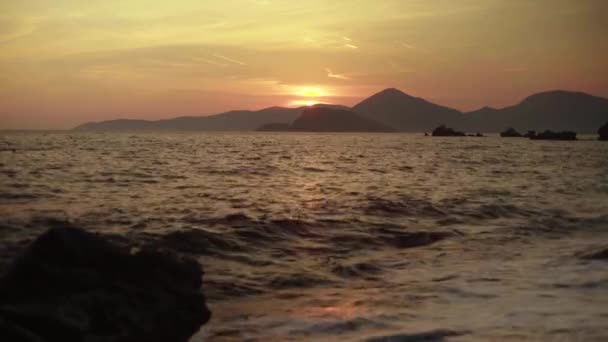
500, 127, 523, 137
523, 130, 536, 138
599, 122, 608, 140
431, 124, 465, 137
529, 130, 577, 140
0, 225, 211, 342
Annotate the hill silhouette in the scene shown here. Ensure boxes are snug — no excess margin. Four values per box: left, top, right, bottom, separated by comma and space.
74, 89, 608, 133
75, 107, 303, 132
352, 88, 463, 132
290, 107, 393, 132
462, 91, 608, 133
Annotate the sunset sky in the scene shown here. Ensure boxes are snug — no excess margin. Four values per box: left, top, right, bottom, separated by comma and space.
1, 0, 607, 129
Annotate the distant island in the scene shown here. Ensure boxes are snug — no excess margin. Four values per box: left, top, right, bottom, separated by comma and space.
74, 89, 608, 134
500, 127, 578, 140
256, 107, 393, 132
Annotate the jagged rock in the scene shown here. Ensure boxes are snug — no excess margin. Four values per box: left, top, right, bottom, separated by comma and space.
500, 127, 523, 137
0, 225, 211, 342
530, 130, 577, 140
579, 247, 608, 260
431, 125, 465, 137
599, 122, 608, 141
523, 130, 536, 138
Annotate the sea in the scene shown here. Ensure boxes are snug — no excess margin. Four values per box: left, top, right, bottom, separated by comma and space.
1, 131, 607, 341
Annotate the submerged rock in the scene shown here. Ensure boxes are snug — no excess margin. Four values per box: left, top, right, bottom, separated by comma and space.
599, 122, 608, 141
500, 127, 523, 137
529, 130, 577, 140
431, 125, 465, 137
579, 247, 608, 260
0, 225, 211, 342
365, 329, 468, 342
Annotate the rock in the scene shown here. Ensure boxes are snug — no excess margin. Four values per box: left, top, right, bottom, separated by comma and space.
529, 130, 577, 140
579, 247, 608, 260
523, 130, 536, 138
500, 127, 522, 137
599, 122, 608, 141
0, 225, 211, 342
431, 125, 465, 137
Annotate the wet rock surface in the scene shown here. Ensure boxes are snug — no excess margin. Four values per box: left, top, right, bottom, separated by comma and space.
579, 247, 608, 260
0, 225, 211, 342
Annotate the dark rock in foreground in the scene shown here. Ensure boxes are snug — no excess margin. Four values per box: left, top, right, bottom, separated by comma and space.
599, 122, 608, 140
431, 124, 465, 137
0, 226, 211, 342
529, 130, 577, 140
579, 247, 608, 260
500, 127, 523, 137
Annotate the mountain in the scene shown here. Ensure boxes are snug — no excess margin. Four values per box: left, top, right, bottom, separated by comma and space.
352, 88, 463, 132
462, 91, 608, 133
288, 107, 393, 132
75, 107, 303, 132
73, 89, 608, 133
256, 123, 291, 132
74, 103, 353, 132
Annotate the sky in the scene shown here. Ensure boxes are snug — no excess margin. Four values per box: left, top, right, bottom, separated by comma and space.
1, 0, 607, 129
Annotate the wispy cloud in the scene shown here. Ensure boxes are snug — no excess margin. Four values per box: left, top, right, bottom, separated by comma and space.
503, 67, 528, 72
344, 43, 358, 49
326, 68, 352, 80
191, 57, 229, 67
399, 41, 431, 54
212, 53, 246, 65
401, 42, 417, 50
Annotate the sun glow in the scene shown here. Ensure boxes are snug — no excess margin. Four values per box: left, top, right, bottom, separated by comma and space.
286, 85, 332, 107
291, 86, 331, 98
289, 99, 321, 107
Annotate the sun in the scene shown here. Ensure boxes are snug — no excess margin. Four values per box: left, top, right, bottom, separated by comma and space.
293, 86, 329, 98
287, 85, 331, 107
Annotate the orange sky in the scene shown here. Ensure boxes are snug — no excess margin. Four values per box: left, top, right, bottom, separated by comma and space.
1, 0, 607, 129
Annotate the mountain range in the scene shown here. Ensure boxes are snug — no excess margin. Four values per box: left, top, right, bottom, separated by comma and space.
257, 107, 393, 132
74, 89, 608, 133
